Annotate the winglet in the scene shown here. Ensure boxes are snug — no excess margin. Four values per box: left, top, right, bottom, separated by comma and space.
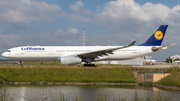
126, 41, 136, 47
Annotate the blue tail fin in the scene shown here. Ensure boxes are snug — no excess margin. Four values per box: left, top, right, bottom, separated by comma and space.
139, 25, 168, 46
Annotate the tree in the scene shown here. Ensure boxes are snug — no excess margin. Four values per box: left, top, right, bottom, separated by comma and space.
174, 58, 179, 61
165, 58, 171, 63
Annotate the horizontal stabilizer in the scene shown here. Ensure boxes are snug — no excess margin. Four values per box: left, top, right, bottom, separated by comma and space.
151, 43, 178, 52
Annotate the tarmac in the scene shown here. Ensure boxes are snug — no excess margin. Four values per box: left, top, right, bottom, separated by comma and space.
133, 64, 180, 68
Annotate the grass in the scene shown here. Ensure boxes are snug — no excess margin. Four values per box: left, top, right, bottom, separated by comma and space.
0, 79, 2, 84
157, 68, 180, 86
0, 62, 137, 83
131, 67, 174, 73
1, 61, 179, 85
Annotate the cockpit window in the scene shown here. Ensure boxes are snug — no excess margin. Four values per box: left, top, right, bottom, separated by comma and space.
6, 50, 11, 52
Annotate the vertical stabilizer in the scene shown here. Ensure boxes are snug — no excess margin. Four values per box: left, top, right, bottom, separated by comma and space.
139, 25, 168, 46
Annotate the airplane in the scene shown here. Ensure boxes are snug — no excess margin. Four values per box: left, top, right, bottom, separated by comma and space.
143, 55, 156, 65
2, 25, 177, 66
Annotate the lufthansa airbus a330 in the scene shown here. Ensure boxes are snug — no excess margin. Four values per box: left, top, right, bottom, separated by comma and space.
2, 25, 176, 66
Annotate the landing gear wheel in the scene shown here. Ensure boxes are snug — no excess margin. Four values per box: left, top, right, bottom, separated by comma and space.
83, 64, 95, 67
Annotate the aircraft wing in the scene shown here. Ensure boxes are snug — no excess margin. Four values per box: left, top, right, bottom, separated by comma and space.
151, 43, 177, 52
74, 41, 136, 58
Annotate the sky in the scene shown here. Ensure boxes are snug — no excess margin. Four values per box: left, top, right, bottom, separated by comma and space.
0, 0, 180, 60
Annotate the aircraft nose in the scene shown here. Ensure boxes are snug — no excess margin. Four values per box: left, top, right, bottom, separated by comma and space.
2, 52, 7, 57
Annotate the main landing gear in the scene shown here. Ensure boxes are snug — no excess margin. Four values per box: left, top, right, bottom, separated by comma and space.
83, 63, 95, 67
83, 57, 96, 67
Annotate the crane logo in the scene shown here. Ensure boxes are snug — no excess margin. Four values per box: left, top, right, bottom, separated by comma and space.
154, 31, 163, 40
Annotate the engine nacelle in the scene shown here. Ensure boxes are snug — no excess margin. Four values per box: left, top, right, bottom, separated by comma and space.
61, 56, 82, 65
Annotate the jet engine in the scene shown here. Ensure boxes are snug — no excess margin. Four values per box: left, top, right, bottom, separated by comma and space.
60, 56, 82, 65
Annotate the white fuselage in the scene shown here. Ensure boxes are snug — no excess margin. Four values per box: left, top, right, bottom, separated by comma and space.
2, 46, 155, 61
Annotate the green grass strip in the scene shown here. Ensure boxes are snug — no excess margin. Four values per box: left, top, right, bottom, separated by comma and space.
0, 65, 137, 83
157, 68, 180, 86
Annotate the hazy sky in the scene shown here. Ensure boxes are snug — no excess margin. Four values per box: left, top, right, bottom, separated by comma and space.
0, 0, 180, 60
